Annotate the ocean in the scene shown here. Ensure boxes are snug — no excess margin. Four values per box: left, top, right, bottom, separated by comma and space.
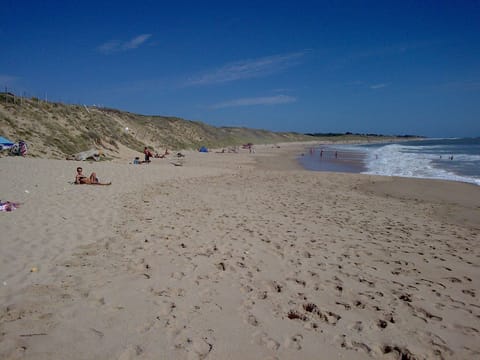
298, 137, 480, 186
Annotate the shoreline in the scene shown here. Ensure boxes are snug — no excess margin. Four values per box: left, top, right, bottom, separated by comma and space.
294, 140, 480, 188
298, 146, 367, 174
1, 145, 479, 359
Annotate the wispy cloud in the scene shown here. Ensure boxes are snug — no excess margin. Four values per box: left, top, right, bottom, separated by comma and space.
185, 52, 306, 86
370, 83, 387, 89
123, 34, 152, 50
97, 40, 120, 54
345, 81, 388, 90
97, 34, 152, 54
210, 95, 296, 109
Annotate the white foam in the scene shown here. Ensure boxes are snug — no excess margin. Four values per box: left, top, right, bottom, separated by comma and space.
361, 144, 480, 186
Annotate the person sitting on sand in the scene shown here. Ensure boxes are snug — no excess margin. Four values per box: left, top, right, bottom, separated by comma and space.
133, 156, 150, 164
75, 167, 111, 185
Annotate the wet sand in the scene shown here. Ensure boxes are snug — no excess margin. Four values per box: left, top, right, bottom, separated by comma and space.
298, 146, 367, 173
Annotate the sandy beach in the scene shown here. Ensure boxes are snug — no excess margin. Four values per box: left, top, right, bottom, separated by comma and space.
1, 143, 479, 359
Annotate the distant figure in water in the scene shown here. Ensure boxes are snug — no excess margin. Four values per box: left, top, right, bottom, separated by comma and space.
320, 150, 323, 158
335, 151, 338, 159
450, 155, 454, 160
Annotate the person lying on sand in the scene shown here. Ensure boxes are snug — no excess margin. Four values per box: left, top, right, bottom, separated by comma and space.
75, 167, 111, 185
0, 201, 20, 212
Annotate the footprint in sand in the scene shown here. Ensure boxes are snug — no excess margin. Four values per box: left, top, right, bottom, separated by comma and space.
335, 334, 372, 355
453, 324, 479, 336
462, 289, 476, 297
348, 321, 364, 332
246, 314, 259, 326
173, 334, 213, 359
117, 344, 143, 360
253, 331, 280, 351
409, 305, 443, 322
380, 345, 416, 359
171, 271, 185, 280
157, 301, 176, 316
190, 337, 213, 359
287, 303, 341, 326
284, 334, 303, 350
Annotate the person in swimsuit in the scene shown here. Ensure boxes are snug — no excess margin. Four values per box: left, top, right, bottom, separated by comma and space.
144, 147, 153, 163
75, 167, 110, 185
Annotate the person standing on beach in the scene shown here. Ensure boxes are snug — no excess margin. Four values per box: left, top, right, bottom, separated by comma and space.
144, 147, 153, 163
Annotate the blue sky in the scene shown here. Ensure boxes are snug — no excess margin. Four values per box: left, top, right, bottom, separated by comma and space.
1, 0, 479, 137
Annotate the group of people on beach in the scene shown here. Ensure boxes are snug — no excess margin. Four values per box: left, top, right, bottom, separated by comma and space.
133, 147, 169, 164
74, 146, 169, 185
310, 148, 337, 159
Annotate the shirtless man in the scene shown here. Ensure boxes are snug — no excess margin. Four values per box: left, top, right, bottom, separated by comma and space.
75, 167, 111, 185
144, 147, 153, 163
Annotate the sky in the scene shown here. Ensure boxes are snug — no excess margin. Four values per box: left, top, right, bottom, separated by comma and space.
1, 0, 479, 138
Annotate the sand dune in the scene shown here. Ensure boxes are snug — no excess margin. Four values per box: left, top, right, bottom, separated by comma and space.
1, 144, 479, 359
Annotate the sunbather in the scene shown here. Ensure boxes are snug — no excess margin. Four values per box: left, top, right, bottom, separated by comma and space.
75, 167, 111, 185
0, 201, 20, 212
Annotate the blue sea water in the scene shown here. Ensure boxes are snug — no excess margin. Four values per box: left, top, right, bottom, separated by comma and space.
299, 138, 480, 186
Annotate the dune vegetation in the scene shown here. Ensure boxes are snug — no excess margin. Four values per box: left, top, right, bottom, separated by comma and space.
0, 93, 315, 159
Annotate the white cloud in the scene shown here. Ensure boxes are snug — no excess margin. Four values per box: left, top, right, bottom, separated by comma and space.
122, 34, 152, 50
97, 40, 121, 54
97, 34, 152, 54
211, 95, 296, 109
370, 83, 387, 89
185, 52, 306, 86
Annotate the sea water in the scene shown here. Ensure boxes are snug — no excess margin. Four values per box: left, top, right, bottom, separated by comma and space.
299, 138, 480, 186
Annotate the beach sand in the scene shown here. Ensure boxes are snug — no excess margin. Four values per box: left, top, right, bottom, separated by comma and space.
0, 143, 479, 359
